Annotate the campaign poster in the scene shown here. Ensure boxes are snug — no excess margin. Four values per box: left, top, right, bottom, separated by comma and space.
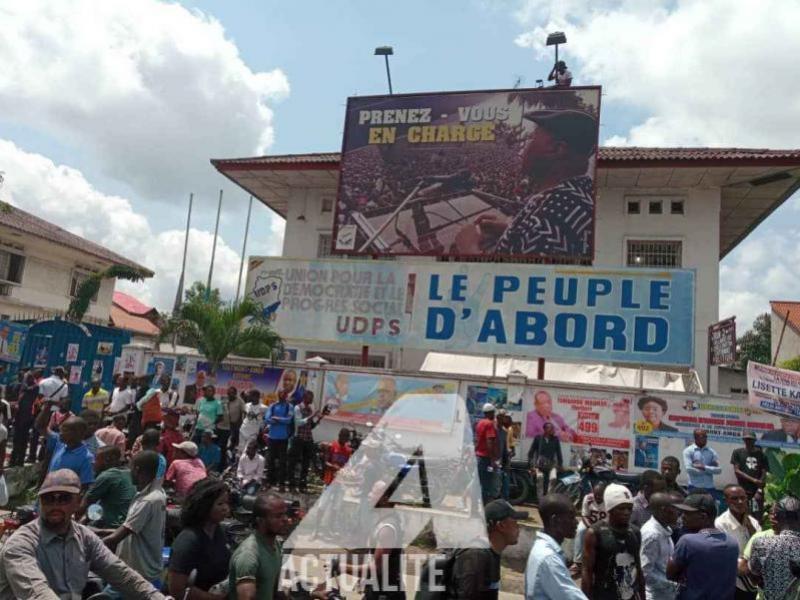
33, 341, 50, 367
146, 356, 175, 387
0, 321, 27, 364
333, 87, 601, 260
709, 318, 736, 366
66, 343, 80, 363
96, 341, 114, 356
634, 436, 660, 469
91, 359, 104, 379
322, 370, 457, 428
119, 347, 141, 374
748, 361, 800, 421
69, 365, 82, 385
185, 362, 286, 405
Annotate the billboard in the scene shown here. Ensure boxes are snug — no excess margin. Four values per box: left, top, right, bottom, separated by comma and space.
708, 317, 736, 366
0, 321, 27, 364
333, 87, 601, 260
184, 362, 315, 406
247, 257, 696, 367
748, 361, 800, 443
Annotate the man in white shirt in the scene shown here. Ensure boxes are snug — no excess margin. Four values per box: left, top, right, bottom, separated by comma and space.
715, 484, 760, 599
108, 376, 134, 415
237, 440, 265, 495
641, 493, 680, 600
39, 367, 69, 406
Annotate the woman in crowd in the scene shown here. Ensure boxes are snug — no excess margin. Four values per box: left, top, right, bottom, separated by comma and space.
168, 478, 232, 599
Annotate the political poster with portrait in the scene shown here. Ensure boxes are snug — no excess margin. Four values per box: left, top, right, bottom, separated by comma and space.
465, 384, 519, 422
333, 87, 601, 260
146, 356, 174, 388
322, 370, 457, 429
184, 362, 309, 406
0, 321, 27, 364
747, 361, 800, 420
66, 343, 80, 363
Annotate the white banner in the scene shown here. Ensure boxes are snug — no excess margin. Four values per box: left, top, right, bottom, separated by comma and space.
748, 361, 800, 419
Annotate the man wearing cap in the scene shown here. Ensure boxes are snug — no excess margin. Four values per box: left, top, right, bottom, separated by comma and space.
475, 403, 500, 503
0, 469, 165, 599
453, 108, 596, 258
582, 483, 645, 600
164, 441, 207, 499
525, 493, 588, 599
748, 495, 800, 600
667, 493, 739, 600
681, 429, 721, 496
450, 499, 525, 598
731, 432, 767, 514
82, 377, 110, 413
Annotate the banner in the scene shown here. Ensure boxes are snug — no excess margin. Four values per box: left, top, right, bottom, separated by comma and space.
748, 361, 800, 423
333, 87, 601, 260
709, 317, 736, 366
247, 257, 695, 367
0, 321, 27, 364
146, 356, 174, 387
322, 370, 457, 427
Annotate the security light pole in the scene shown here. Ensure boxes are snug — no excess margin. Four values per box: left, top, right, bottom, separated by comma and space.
374, 46, 394, 94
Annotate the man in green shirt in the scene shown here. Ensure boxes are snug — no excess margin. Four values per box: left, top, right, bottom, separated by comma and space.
194, 384, 223, 444
228, 493, 291, 599
82, 445, 136, 528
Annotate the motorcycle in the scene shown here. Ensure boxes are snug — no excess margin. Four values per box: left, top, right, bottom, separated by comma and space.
550, 457, 641, 509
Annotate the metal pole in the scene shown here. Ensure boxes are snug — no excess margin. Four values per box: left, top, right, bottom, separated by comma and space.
537, 357, 545, 380
235, 196, 254, 303
773, 311, 791, 366
207, 189, 223, 300
173, 193, 193, 314
384, 55, 393, 95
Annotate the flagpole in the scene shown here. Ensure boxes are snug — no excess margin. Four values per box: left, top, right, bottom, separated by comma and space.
173, 193, 193, 314
236, 195, 254, 304
206, 189, 223, 301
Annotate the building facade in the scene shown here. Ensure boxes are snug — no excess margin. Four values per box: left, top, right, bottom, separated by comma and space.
214, 148, 800, 394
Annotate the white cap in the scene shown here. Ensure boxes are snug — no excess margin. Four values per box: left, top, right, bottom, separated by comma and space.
482, 403, 496, 413
172, 441, 198, 458
603, 483, 634, 512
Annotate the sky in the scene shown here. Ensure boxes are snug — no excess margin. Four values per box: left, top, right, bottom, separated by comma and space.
0, 0, 799, 330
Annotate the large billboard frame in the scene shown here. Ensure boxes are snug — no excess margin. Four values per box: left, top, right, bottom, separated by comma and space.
331, 85, 602, 262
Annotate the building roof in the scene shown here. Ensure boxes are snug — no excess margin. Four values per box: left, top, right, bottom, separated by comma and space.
112, 291, 156, 316
770, 301, 800, 335
212, 147, 800, 259
110, 305, 161, 337
0, 203, 153, 275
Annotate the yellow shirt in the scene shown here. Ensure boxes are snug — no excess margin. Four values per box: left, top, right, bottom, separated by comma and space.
82, 388, 109, 412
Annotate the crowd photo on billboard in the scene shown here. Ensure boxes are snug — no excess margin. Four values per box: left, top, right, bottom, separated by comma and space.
333, 87, 601, 260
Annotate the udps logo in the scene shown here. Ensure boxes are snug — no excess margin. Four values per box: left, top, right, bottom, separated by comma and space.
252, 272, 282, 320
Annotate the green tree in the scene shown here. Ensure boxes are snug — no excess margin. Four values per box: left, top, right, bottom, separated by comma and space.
736, 312, 771, 369
183, 281, 222, 308
160, 297, 282, 374
779, 356, 800, 371
67, 265, 150, 322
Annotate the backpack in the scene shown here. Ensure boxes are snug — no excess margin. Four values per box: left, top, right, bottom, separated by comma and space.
414, 550, 461, 600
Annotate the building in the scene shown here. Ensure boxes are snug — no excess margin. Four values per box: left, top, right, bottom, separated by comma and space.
0, 203, 153, 323
213, 148, 800, 394
770, 300, 800, 365
110, 291, 161, 345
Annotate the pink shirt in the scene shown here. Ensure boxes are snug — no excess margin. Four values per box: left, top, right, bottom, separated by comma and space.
95, 425, 126, 454
165, 457, 207, 497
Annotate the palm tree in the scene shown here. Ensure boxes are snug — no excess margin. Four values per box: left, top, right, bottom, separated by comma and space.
160, 297, 283, 375
66, 265, 150, 322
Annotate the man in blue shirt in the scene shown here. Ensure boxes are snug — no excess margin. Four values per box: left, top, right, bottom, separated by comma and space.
681, 429, 721, 494
526, 493, 587, 599
265, 391, 293, 491
667, 493, 738, 600
197, 430, 221, 473
35, 405, 94, 490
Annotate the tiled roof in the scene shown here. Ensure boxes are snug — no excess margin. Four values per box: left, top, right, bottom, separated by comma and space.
0, 203, 152, 274
110, 305, 160, 336
212, 148, 800, 169
113, 291, 155, 316
770, 301, 800, 335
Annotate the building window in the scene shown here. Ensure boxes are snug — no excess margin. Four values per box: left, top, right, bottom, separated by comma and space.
321, 197, 334, 213
627, 200, 640, 215
70, 270, 99, 302
648, 200, 663, 215
317, 233, 334, 258
626, 240, 682, 268
671, 200, 685, 215
0, 250, 25, 285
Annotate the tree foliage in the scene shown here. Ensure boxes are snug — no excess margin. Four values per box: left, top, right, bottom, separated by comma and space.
779, 356, 800, 372
160, 296, 282, 374
736, 312, 771, 369
183, 281, 222, 308
67, 265, 150, 322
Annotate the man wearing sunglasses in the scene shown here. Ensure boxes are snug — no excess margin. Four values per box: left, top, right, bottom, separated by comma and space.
0, 469, 167, 599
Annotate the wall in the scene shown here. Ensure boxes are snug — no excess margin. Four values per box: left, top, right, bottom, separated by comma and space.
718, 366, 747, 397
276, 182, 722, 387
0, 230, 116, 322
771, 311, 800, 365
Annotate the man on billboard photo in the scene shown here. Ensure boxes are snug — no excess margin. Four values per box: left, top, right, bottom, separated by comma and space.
525, 390, 576, 442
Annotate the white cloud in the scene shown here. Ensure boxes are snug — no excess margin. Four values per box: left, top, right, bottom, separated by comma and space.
0, 138, 249, 310
0, 0, 289, 202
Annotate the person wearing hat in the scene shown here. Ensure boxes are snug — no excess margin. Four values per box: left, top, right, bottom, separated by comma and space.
548, 60, 573, 87
637, 396, 678, 433
83, 377, 110, 413
582, 483, 645, 600
453, 106, 596, 258
731, 431, 767, 515
667, 493, 739, 600
449, 499, 526, 598
0, 469, 166, 599
526, 493, 587, 599
475, 403, 500, 504
164, 440, 206, 499
198, 429, 221, 473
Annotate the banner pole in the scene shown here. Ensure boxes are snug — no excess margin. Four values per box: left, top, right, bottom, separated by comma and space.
773, 310, 791, 366
173, 192, 193, 314
206, 189, 223, 300
235, 195, 254, 304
